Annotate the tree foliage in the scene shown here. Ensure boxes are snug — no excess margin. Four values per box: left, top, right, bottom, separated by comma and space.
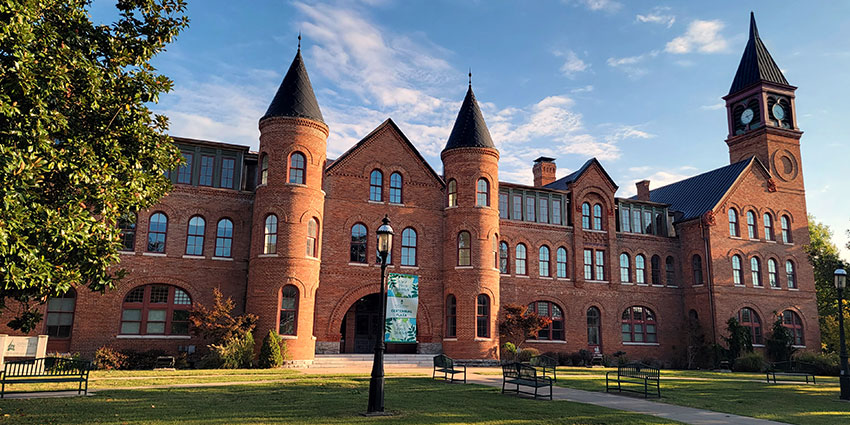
189, 288, 257, 343
0, 0, 188, 330
258, 330, 284, 368
498, 304, 551, 350
803, 214, 848, 353
722, 317, 753, 364
765, 316, 796, 362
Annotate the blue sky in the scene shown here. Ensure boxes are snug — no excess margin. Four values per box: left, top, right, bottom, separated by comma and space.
93, 0, 850, 258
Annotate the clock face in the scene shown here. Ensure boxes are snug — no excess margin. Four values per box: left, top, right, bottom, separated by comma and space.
772, 104, 785, 120
740, 108, 754, 125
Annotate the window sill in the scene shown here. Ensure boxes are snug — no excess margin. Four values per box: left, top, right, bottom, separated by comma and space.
375, 263, 395, 267
788, 287, 799, 291
769, 286, 781, 290
400, 266, 419, 270
119, 250, 136, 255
730, 236, 742, 240
286, 183, 308, 188
212, 256, 233, 261
454, 266, 473, 270
783, 242, 794, 246
584, 229, 607, 234
754, 285, 765, 289
116, 335, 191, 340
281, 335, 297, 340
143, 252, 166, 257
556, 277, 571, 281
792, 345, 806, 349
765, 240, 777, 244
621, 282, 634, 285
443, 338, 457, 342
525, 340, 566, 344
474, 337, 492, 342
586, 280, 609, 284
348, 262, 369, 267
305, 256, 321, 262
182, 255, 205, 260
692, 284, 704, 287
636, 283, 648, 286
515, 275, 530, 279
622, 342, 659, 346
753, 344, 765, 348
444, 205, 459, 210
257, 254, 278, 258
539, 276, 553, 280
368, 200, 385, 205
734, 284, 746, 287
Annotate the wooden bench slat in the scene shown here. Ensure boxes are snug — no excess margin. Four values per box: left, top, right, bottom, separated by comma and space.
2, 357, 90, 398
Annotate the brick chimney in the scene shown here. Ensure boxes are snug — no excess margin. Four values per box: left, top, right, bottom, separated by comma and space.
636, 180, 651, 201
533, 157, 556, 187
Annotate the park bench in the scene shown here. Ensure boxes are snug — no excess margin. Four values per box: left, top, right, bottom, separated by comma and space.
524, 355, 557, 381
432, 354, 466, 383
605, 362, 660, 398
0, 357, 90, 398
766, 360, 817, 384
501, 362, 553, 400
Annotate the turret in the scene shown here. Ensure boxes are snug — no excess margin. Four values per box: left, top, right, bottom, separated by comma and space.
441, 77, 501, 360
246, 41, 328, 363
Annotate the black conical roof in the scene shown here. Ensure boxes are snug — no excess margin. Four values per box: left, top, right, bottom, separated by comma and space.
728, 12, 790, 95
442, 85, 495, 152
262, 49, 324, 123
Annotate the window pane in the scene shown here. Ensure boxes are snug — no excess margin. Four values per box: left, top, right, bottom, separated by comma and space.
499, 193, 509, 218
178, 153, 193, 184
525, 197, 535, 221
121, 322, 140, 334
552, 199, 561, 225
122, 309, 141, 321
146, 322, 166, 334
513, 195, 522, 220
199, 155, 214, 186
147, 309, 167, 322
150, 286, 169, 303
539, 198, 548, 223
220, 158, 235, 188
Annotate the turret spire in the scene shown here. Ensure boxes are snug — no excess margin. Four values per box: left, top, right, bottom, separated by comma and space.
262, 42, 324, 123
728, 12, 790, 95
442, 79, 495, 152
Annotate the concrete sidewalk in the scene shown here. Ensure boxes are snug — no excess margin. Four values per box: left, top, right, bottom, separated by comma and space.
467, 373, 788, 425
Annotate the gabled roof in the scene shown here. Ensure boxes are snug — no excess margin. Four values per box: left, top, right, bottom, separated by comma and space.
728, 12, 790, 95
261, 49, 324, 123
442, 85, 495, 152
631, 157, 767, 222
325, 118, 444, 185
543, 158, 618, 191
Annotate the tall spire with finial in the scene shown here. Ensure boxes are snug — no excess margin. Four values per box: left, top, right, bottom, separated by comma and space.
297, 32, 301, 51
728, 12, 790, 95
261, 33, 324, 123
443, 72, 495, 152
468, 68, 472, 87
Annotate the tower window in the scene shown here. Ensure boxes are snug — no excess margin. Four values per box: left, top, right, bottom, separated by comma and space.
619, 253, 631, 283
768, 258, 779, 288
581, 203, 591, 229
499, 242, 509, 274
786, 260, 797, 289
445, 295, 457, 338
476, 178, 489, 207
306, 218, 319, 258
747, 211, 757, 239
476, 294, 490, 338
635, 254, 646, 284
732, 255, 743, 285
279, 285, 298, 336
264, 214, 278, 255
260, 153, 269, 185
401, 228, 417, 266
751, 257, 762, 287
593, 204, 603, 230
457, 231, 471, 266
289, 152, 306, 184
447, 179, 457, 207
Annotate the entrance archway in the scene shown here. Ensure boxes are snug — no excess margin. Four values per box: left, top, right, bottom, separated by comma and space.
339, 293, 417, 354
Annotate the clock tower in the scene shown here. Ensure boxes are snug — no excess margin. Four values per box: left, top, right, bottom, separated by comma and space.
723, 12, 803, 193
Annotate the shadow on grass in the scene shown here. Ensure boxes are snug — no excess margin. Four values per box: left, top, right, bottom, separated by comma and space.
0, 377, 679, 425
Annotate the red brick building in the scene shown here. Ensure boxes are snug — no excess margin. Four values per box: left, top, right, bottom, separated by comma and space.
6, 14, 819, 364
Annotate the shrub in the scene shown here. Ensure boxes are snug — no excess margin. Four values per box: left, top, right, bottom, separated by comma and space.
501, 342, 517, 362
189, 288, 257, 342
568, 351, 583, 366
258, 330, 284, 368
793, 351, 840, 376
541, 351, 570, 366
199, 332, 255, 369
732, 351, 767, 372
123, 349, 168, 370
722, 317, 753, 366
578, 349, 593, 366
640, 357, 663, 369
516, 347, 540, 363
93, 346, 127, 370
766, 317, 796, 362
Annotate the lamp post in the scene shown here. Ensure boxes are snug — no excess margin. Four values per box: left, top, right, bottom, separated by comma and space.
836, 268, 850, 400
366, 215, 393, 415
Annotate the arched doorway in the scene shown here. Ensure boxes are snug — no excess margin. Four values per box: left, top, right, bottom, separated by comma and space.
339, 293, 417, 354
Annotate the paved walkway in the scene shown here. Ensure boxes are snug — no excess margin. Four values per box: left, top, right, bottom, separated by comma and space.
466, 373, 788, 425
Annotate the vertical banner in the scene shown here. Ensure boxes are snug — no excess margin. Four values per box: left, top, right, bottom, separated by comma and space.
384, 273, 419, 343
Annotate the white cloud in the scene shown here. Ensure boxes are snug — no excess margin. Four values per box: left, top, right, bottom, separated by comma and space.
558, 50, 590, 78
567, 0, 622, 12
571, 85, 594, 94
700, 102, 725, 111
636, 7, 676, 28
665, 20, 728, 54
606, 50, 659, 79
618, 167, 694, 197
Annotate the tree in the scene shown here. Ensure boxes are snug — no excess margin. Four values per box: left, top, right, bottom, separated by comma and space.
189, 288, 257, 343
765, 316, 796, 362
258, 330, 284, 368
498, 304, 551, 351
804, 215, 848, 352
722, 317, 753, 365
0, 1, 189, 331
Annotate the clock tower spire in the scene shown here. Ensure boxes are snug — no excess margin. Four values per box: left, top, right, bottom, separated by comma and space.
723, 12, 803, 192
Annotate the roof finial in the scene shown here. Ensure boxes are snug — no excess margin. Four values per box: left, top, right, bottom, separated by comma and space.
468, 68, 472, 87
749, 11, 759, 39
298, 32, 302, 51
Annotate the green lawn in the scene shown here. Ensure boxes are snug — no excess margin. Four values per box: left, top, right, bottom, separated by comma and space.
0, 377, 681, 425
550, 367, 850, 425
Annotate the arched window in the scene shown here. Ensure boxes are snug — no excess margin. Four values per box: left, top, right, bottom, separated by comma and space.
622, 306, 657, 343
118, 214, 136, 251
728, 208, 739, 237
587, 307, 601, 346
264, 214, 278, 254
369, 170, 383, 202
692, 255, 704, 285
389, 172, 403, 204
665, 256, 676, 286
768, 258, 779, 288
751, 257, 762, 287
593, 204, 603, 230
651, 255, 661, 285
289, 152, 306, 184
45, 289, 76, 339
786, 260, 797, 289
781, 215, 792, 243
782, 310, 804, 346
120, 285, 191, 335
619, 253, 631, 283
260, 153, 269, 185
556, 247, 568, 278
445, 295, 457, 338
763, 213, 774, 241
147, 212, 168, 253
447, 179, 457, 207
635, 254, 646, 284
476, 178, 489, 207
457, 231, 471, 266
581, 202, 591, 229
215, 218, 233, 258
185, 216, 205, 256
539, 246, 550, 277
401, 228, 417, 266
746, 211, 757, 239
350, 223, 367, 263
279, 285, 298, 335
528, 301, 564, 341
492, 235, 499, 269
738, 308, 763, 345
306, 218, 319, 258
515, 243, 527, 275
499, 242, 509, 274
732, 255, 743, 285
476, 294, 490, 338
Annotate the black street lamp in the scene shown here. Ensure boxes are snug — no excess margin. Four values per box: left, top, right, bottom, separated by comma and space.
835, 268, 849, 401
366, 215, 393, 415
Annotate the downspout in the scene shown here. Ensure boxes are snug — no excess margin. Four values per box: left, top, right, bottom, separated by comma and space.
701, 218, 717, 344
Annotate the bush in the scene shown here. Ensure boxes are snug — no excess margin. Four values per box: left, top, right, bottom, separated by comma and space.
516, 347, 540, 363
501, 342, 517, 362
640, 357, 664, 369
123, 349, 168, 370
541, 351, 570, 366
93, 346, 127, 370
258, 330, 284, 368
568, 351, 583, 366
732, 351, 767, 372
199, 332, 255, 369
793, 351, 840, 376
